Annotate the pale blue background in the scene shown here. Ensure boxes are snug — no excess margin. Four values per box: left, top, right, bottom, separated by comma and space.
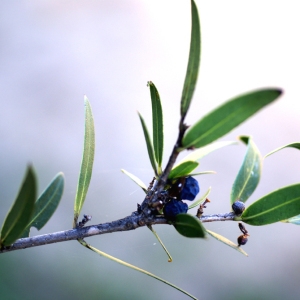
1, 1, 300, 299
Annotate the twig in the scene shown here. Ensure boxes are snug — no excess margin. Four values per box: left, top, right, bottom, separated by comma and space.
0, 212, 236, 254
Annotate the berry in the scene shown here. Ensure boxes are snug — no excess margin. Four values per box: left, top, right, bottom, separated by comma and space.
232, 201, 246, 215
237, 234, 248, 246
163, 199, 188, 221
180, 176, 200, 201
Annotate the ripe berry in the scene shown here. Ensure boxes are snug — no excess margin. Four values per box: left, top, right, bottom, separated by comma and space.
163, 199, 188, 221
237, 234, 248, 246
180, 176, 200, 201
232, 200, 246, 215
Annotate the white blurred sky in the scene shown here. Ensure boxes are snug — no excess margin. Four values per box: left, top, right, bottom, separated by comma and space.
0, 1, 300, 299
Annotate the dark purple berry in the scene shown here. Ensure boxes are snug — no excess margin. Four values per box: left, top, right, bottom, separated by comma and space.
180, 176, 200, 201
237, 234, 248, 246
163, 199, 188, 221
232, 200, 246, 215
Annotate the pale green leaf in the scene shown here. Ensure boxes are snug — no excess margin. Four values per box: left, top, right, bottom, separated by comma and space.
74, 96, 95, 227
21, 173, 64, 238
282, 215, 300, 225
148, 225, 172, 262
0, 166, 36, 246
121, 169, 147, 193
206, 230, 248, 256
188, 186, 211, 209
230, 136, 262, 204
138, 112, 157, 175
181, 0, 201, 118
264, 142, 300, 158
176, 141, 237, 166
78, 239, 197, 299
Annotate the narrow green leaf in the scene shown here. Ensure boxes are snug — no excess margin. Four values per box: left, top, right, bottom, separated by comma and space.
187, 171, 216, 177
147, 81, 164, 173
282, 215, 300, 225
168, 161, 199, 179
148, 225, 172, 262
0, 166, 36, 246
180, 0, 201, 118
242, 184, 300, 226
138, 112, 157, 175
174, 214, 206, 238
21, 173, 64, 238
182, 89, 282, 149
176, 141, 237, 166
206, 230, 248, 256
121, 169, 147, 193
78, 239, 197, 300
188, 186, 211, 209
74, 96, 95, 227
230, 136, 262, 204
264, 142, 300, 158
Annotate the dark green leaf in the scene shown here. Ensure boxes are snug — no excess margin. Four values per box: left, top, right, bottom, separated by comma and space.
230, 136, 262, 204
180, 0, 201, 118
0, 166, 36, 246
176, 141, 237, 165
121, 169, 147, 193
182, 89, 282, 149
265, 142, 300, 158
206, 230, 248, 256
241, 184, 300, 226
148, 81, 164, 173
21, 173, 64, 238
174, 214, 206, 238
74, 96, 95, 227
138, 112, 157, 175
168, 161, 199, 179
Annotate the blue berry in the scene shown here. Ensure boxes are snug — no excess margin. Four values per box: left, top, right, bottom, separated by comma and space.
163, 199, 188, 220
180, 176, 200, 201
232, 201, 246, 215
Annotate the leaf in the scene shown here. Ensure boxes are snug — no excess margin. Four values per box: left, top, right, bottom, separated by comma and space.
180, 0, 201, 118
121, 169, 147, 193
73, 96, 95, 227
241, 184, 300, 226
148, 225, 172, 262
282, 215, 300, 225
187, 171, 216, 177
174, 213, 206, 238
21, 173, 64, 238
182, 89, 282, 149
148, 81, 164, 173
264, 142, 300, 158
175, 141, 237, 167
168, 161, 199, 179
230, 136, 262, 204
78, 239, 197, 300
138, 112, 157, 175
206, 230, 248, 256
0, 166, 37, 246
188, 186, 211, 209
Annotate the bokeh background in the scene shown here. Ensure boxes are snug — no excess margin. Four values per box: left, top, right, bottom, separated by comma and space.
1, 1, 300, 299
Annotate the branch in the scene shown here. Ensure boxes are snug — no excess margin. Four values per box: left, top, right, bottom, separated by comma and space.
0, 212, 235, 254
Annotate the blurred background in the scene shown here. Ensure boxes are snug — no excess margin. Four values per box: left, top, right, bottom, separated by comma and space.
1, 0, 300, 299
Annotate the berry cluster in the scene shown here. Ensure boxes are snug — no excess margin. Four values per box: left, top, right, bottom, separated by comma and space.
163, 176, 200, 221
